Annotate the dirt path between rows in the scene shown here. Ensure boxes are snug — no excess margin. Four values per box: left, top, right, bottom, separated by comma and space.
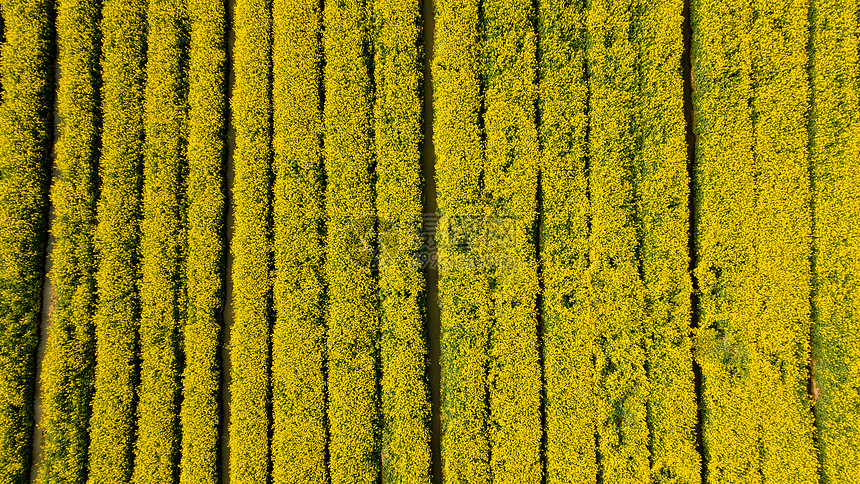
420, 0, 441, 482
219, 0, 236, 480
28, 49, 61, 484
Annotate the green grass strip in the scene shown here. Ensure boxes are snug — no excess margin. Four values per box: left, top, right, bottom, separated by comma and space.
36, 0, 100, 480
0, 0, 52, 480
693, 0, 818, 481
481, 0, 542, 482
230, 0, 273, 479
133, 1, 188, 482
434, 0, 492, 482
180, 0, 225, 481
810, 1, 860, 482
537, 1, 594, 483
271, 0, 326, 482
586, 0, 650, 480
374, 1, 431, 483
87, 0, 146, 481
324, 1, 378, 482
752, 1, 818, 481
637, 0, 700, 480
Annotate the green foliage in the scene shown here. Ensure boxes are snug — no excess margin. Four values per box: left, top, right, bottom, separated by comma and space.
87, 0, 146, 481
230, 0, 273, 480
637, 0, 700, 481
133, 0, 188, 482
36, 0, 100, 481
373, 1, 431, 483
482, 0, 542, 483
537, 1, 594, 482
809, 1, 860, 482
180, 0, 225, 481
323, 1, 378, 483
0, 0, 53, 480
692, 0, 818, 482
434, 1, 492, 483
271, 0, 326, 482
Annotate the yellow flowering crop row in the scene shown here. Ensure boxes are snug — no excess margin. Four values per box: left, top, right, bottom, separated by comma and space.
323, 1, 379, 483
434, 0, 492, 482
637, 0, 700, 480
586, 0, 650, 480
750, 0, 818, 481
87, 0, 146, 481
36, 0, 100, 480
230, 0, 273, 480
374, 1, 431, 483
271, 0, 327, 482
482, 0, 542, 482
691, 0, 761, 479
692, 0, 818, 481
0, 0, 52, 480
537, 0, 594, 482
179, 0, 225, 482
133, 0, 188, 481
809, 1, 860, 482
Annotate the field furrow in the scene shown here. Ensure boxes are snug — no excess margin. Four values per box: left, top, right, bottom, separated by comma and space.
691, 1, 759, 480
0, 0, 52, 481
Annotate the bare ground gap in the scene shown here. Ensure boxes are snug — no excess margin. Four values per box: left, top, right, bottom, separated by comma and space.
419, 0, 441, 481
530, 1, 547, 483
318, 0, 331, 478
367, 6, 383, 479
218, 0, 236, 479
804, 0, 822, 466
681, 0, 707, 481
29, 8, 61, 480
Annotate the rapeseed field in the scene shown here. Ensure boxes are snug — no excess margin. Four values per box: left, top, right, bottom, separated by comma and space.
0, 0, 855, 483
